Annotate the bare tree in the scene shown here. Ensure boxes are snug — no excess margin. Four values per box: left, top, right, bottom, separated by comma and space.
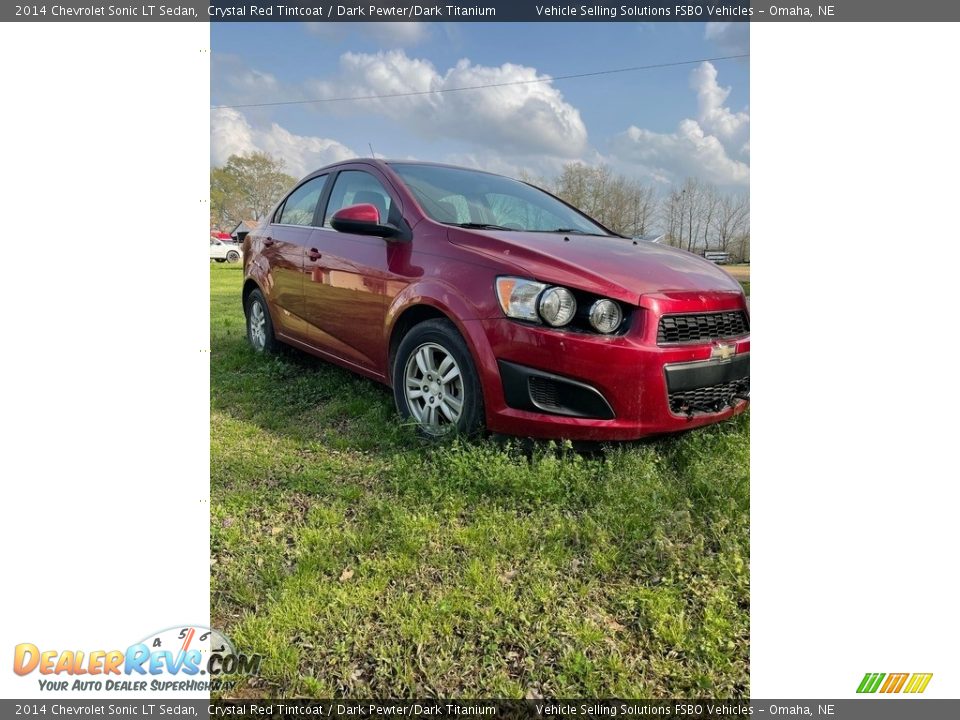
712, 193, 750, 254
555, 163, 593, 216
701, 184, 721, 251
555, 163, 660, 237
544, 163, 749, 254
627, 182, 657, 237
661, 187, 684, 248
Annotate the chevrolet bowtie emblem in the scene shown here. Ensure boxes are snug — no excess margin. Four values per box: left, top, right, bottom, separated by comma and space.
710, 342, 737, 361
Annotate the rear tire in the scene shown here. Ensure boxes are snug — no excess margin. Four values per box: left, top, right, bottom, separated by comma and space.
226, 250, 240, 263
245, 289, 278, 354
393, 319, 484, 438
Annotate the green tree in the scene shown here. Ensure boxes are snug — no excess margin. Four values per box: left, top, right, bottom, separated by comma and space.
210, 153, 296, 230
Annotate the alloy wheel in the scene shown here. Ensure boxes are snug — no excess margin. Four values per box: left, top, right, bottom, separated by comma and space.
403, 342, 464, 435
249, 300, 267, 351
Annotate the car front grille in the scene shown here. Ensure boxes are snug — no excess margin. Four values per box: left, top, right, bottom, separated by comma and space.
657, 311, 749, 345
668, 379, 750, 416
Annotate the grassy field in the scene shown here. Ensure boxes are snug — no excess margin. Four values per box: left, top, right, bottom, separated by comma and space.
724, 264, 749, 297
723, 264, 750, 282
210, 264, 749, 698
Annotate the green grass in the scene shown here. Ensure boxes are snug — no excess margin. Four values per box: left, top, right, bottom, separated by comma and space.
210, 264, 749, 698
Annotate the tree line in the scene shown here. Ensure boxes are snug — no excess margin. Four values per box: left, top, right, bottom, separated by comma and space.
211, 154, 749, 262
543, 164, 749, 262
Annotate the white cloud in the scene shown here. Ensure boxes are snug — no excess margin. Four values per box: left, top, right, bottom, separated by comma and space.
210, 52, 749, 190
611, 62, 749, 187
212, 54, 294, 109
690, 61, 749, 149
612, 120, 749, 187
305, 22, 429, 47
704, 22, 750, 56
210, 108, 356, 178
306, 50, 589, 158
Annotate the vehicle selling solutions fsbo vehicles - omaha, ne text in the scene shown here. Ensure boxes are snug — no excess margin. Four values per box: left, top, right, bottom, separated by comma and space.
241, 160, 749, 440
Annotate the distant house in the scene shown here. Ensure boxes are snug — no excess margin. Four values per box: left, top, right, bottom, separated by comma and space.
230, 219, 259, 243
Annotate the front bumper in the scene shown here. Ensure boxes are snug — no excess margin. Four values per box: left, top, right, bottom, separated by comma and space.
460, 297, 750, 441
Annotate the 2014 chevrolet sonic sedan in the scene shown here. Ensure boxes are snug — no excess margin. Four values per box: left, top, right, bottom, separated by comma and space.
241, 159, 749, 440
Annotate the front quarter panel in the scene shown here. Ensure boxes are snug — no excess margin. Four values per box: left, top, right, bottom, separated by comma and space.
382, 229, 510, 400
242, 226, 274, 303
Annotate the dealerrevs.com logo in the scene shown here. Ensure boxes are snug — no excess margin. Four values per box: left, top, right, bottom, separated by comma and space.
857, 672, 933, 694
13, 625, 262, 693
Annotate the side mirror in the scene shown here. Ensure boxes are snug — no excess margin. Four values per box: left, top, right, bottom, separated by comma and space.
330, 203, 400, 239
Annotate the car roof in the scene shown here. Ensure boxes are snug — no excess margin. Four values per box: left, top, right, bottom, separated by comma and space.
306, 158, 513, 182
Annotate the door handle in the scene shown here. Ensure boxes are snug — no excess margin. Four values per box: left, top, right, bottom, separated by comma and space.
308, 248, 322, 261
263, 237, 274, 247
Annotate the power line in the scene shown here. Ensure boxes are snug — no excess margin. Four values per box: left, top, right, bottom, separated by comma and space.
210, 53, 748, 110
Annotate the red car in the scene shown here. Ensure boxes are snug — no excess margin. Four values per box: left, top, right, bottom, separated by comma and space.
242, 160, 749, 440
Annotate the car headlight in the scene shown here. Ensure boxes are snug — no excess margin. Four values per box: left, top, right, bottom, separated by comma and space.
538, 286, 577, 327
496, 277, 546, 322
588, 298, 623, 333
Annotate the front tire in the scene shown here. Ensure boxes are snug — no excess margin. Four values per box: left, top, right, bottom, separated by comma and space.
226, 250, 240, 263
245, 289, 278, 354
393, 319, 484, 437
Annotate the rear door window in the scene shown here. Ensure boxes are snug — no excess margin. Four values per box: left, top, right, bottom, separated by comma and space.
277, 175, 328, 227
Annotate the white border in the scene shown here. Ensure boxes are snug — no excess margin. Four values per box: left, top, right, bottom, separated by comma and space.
751, 21, 960, 698
0, 21, 211, 699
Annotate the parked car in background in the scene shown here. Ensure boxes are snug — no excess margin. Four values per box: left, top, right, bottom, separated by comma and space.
703, 250, 731, 264
210, 238, 242, 263
241, 159, 749, 440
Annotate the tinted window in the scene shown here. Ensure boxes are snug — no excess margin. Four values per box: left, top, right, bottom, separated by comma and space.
390, 163, 611, 235
277, 175, 327, 226
324, 171, 393, 227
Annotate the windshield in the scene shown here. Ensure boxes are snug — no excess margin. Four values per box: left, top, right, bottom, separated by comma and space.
390, 163, 612, 236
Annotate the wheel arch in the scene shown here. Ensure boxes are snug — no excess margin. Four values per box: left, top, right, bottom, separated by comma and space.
242, 277, 262, 310
388, 304, 452, 381
385, 285, 495, 398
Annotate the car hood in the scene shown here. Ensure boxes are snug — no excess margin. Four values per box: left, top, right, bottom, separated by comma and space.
449, 229, 742, 303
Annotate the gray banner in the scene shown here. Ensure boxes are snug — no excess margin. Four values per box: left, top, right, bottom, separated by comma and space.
2, 700, 960, 719
5, 1, 960, 23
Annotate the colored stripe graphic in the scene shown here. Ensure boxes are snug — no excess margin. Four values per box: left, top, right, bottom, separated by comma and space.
880, 673, 909, 693
857, 672, 932, 694
857, 673, 885, 693
904, 673, 933, 694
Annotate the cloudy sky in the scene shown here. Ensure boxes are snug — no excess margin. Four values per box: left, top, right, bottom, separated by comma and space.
211, 22, 749, 189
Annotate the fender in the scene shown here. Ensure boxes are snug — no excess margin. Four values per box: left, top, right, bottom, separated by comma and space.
384, 280, 502, 406
241, 261, 270, 306
386, 278, 485, 329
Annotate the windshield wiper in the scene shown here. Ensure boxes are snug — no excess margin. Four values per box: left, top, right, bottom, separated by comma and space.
542, 227, 611, 237
447, 222, 612, 236
448, 222, 515, 231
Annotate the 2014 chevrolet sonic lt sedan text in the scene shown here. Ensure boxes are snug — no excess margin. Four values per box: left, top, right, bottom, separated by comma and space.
242, 160, 749, 440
